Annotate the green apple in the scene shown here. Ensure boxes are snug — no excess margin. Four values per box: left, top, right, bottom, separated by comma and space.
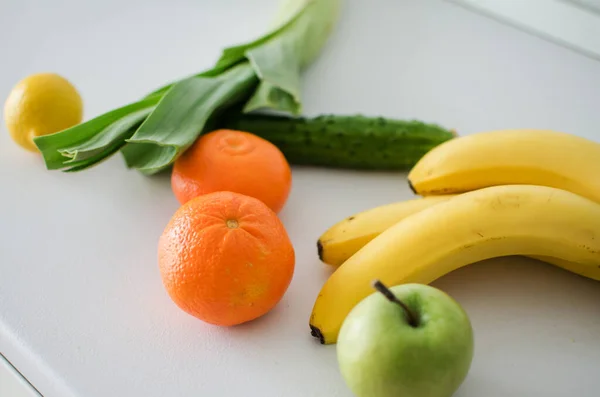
337, 281, 474, 397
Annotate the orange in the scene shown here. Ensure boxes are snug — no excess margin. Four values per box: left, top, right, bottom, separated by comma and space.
158, 191, 295, 326
171, 129, 292, 213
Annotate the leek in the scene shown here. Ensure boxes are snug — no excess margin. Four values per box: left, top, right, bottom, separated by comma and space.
34, 0, 341, 174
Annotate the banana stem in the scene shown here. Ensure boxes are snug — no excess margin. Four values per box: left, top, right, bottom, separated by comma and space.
372, 280, 419, 327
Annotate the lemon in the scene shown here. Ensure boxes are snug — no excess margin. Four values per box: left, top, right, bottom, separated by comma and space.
4, 73, 83, 152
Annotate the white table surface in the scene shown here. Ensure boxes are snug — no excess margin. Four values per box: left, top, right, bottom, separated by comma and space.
2, 1, 600, 396
0, 354, 40, 397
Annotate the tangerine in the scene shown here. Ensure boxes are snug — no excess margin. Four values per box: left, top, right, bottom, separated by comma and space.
158, 191, 295, 326
171, 129, 292, 213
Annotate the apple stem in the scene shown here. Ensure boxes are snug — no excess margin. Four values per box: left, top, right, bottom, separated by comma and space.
372, 280, 419, 327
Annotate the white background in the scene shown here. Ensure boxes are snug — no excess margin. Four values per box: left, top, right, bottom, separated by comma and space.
453, 0, 600, 59
2, 0, 600, 396
0, 355, 39, 396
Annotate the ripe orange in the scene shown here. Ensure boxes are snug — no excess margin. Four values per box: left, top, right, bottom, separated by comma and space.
158, 191, 295, 326
171, 129, 292, 213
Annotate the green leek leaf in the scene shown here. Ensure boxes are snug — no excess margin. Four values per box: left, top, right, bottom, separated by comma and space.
122, 63, 258, 174
243, 82, 299, 115
242, 0, 341, 114
120, 143, 176, 175
61, 107, 154, 163
64, 137, 130, 172
34, 96, 160, 169
244, 42, 302, 114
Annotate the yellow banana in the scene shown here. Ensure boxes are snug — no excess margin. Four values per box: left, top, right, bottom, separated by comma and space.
318, 196, 456, 266
309, 185, 600, 344
537, 256, 600, 281
317, 196, 600, 281
407, 129, 600, 202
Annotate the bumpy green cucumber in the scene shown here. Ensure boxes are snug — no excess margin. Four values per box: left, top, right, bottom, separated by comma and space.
223, 114, 456, 170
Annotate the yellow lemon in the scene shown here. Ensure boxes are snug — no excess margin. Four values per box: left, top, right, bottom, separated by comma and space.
4, 73, 83, 152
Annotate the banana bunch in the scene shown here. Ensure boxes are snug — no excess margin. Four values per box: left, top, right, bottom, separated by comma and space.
310, 129, 600, 345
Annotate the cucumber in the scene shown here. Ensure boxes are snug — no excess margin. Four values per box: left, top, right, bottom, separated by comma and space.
222, 114, 456, 170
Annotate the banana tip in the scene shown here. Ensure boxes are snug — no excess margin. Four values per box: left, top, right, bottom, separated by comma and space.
408, 179, 417, 195
310, 324, 325, 344
317, 240, 324, 261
